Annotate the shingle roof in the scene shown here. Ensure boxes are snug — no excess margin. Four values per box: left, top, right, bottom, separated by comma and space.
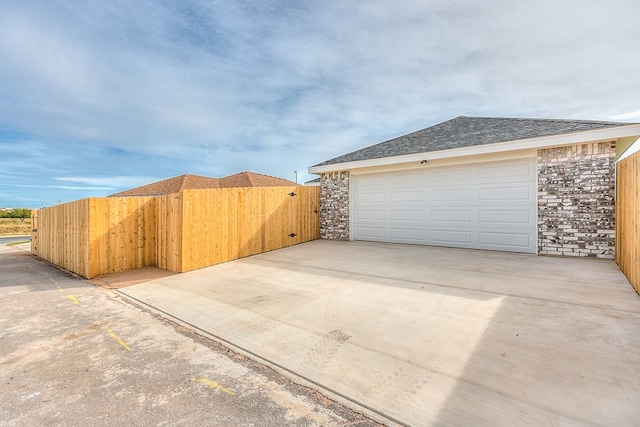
304, 177, 321, 185
219, 171, 297, 188
109, 172, 297, 197
110, 174, 220, 197
314, 116, 636, 167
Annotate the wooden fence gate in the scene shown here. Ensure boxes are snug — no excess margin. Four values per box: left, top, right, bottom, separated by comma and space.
171, 186, 320, 272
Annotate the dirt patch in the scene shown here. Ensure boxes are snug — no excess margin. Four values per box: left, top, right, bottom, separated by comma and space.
88, 266, 177, 289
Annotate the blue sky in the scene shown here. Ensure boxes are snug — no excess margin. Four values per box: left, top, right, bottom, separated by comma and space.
1, 0, 639, 207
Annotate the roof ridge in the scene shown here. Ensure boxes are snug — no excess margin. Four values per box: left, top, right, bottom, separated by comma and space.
457, 115, 635, 125
178, 174, 189, 192
242, 171, 256, 186
245, 170, 292, 180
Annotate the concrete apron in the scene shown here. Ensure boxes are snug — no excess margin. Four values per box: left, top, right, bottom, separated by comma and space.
119, 240, 640, 426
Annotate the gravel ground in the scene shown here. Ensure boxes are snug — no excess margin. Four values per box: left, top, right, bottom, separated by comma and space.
0, 244, 384, 426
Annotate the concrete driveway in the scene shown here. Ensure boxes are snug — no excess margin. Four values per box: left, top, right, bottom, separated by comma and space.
120, 240, 640, 426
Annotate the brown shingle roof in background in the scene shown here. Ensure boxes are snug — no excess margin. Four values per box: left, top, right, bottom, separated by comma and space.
220, 171, 297, 188
109, 171, 297, 197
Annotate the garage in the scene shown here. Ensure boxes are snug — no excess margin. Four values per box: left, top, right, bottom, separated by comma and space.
311, 116, 636, 257
352, 157, 537, 253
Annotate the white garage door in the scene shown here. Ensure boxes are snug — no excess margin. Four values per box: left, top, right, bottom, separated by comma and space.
352, 158, 537, 253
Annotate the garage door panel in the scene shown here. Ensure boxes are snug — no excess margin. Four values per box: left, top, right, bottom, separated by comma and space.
430, 229, 473, 245
478, 210, 532, 224
431, 188, 473, 202
355, 175, 387, 190
478, 186, 532, 201
353, 158, 537, 253
390, 210, 424, 221
430, 210, 472, 222
390, 172, 425, 187
478, 231, 532, 249
429, 168, 472, 183
390, 190, 424, 203
356, 192, 386, 203
355, 227, 386, 240
356, 210, 386, 221
478, 160, 535, 183
389, 228, 425, 242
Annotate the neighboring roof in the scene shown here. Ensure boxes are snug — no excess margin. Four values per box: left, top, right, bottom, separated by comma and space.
313, 116, 638, 167
110, 172, 297, 197
304, 177, 321, 186
110, 174, 221, 197
219, 171, 297, 188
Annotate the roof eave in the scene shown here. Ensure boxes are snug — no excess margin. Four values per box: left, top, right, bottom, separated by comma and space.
308, 123, 640, 174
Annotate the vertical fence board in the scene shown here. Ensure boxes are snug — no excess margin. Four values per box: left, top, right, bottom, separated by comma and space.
616, 150, 640, 294
214, 189, 225, 264
156, 195, 167, 270
30, 211, 38, 254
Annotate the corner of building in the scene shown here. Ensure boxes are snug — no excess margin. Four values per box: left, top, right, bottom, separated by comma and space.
537, 141, 616, 259
320, 171, 350, 240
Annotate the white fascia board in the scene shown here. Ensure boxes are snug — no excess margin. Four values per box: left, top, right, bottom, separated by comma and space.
348, 149, 537, 176
308, 123, 640, 174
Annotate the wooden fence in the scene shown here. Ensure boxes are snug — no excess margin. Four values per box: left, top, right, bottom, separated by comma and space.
616, 149, 640, 294
32, 186, 320, 279
32, 198, 91, 277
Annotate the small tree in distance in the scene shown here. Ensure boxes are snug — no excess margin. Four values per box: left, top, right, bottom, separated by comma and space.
9, 208, 32, 222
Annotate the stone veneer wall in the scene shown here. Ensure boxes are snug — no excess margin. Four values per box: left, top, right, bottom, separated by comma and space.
320, 171, 350, 240
538, 141, 616, 258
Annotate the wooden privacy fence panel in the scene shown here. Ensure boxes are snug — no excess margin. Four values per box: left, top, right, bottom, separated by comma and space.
616, 149, 640, 294
32, 199, 90, 278
32, 197, 156, 279
180, 186, 320, 272
32, 186, 320, 278
87, 197, 157, 278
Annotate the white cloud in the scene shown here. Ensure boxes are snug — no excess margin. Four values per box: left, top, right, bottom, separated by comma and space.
612, 111, 640, 122
54, 176, 160, 189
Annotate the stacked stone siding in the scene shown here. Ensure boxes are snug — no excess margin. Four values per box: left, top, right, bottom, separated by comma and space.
320, 172, 349, 240
538, 141, 616, 258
